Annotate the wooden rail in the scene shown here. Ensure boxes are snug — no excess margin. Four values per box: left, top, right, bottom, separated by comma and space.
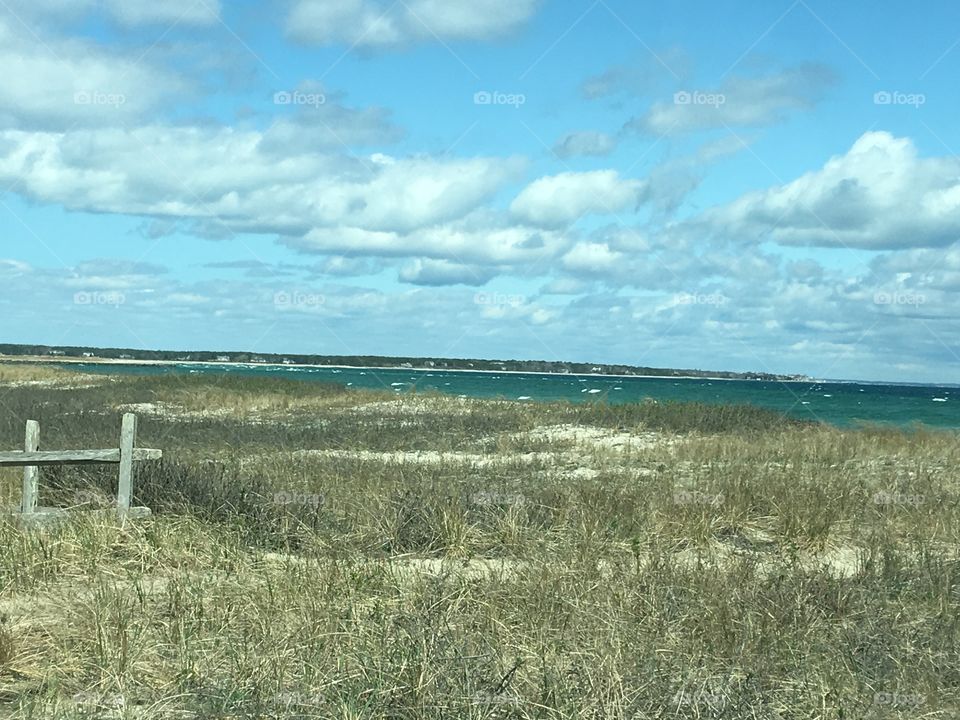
0, 413, 161, 523
0, 448, 162, 467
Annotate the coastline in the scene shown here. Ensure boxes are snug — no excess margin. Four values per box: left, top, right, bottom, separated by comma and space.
3, 354, 818, 383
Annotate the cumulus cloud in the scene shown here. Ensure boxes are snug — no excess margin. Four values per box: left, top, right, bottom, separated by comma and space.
561, 242, 624, 274
705, 131, 960, 249
510, 170, 644, 227
869, 243, 960, 297
289, 216, 569, 269
629, 64, 836, 135
0, 126, 524, 237
398, 258, 495, 286
0, 17, 188, 130
552, 130, 617, 158
286, 0, 539, 47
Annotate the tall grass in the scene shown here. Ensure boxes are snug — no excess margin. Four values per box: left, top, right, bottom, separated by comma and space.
0, 368, 958, 718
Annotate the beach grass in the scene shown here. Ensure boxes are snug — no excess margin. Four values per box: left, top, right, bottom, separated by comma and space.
0, 365, 958, 718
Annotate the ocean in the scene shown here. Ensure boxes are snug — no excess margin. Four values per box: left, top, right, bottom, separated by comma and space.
68, 362, 960, 429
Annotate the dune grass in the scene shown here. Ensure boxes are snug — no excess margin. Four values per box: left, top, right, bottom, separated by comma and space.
0, 367, 958, 718
0, 363, 79, 385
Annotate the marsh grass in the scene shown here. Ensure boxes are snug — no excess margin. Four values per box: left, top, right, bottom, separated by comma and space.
0, 363, 77, 385
0, 367, 958, 718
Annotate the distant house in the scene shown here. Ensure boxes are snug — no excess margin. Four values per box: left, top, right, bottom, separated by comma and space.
400, 362, 413, 368
216, 355, 231, 362
119, 354, 133, 359
82, 352, 96, 358
282, 359, 296, 365
250, 356, 267, 363
48, 350, 66, 356
591, 366, 603, 372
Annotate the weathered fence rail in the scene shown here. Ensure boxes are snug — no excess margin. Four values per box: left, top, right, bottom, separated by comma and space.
0, 413, 161, 523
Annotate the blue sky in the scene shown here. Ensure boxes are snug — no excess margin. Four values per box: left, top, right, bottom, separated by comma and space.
1, 0, 959, 382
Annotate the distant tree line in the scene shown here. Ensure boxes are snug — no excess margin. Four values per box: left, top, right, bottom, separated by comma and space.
0, 343, 807, 381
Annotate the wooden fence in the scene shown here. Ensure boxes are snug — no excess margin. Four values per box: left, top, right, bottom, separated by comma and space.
0, 413, 161, 523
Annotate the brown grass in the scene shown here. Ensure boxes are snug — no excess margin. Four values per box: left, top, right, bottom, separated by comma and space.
0, 366, 957, 718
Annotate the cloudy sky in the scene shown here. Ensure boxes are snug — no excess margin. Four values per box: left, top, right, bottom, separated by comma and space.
1, 0, 958, 382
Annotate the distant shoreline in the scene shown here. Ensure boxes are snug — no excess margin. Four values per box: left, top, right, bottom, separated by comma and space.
3, 354, 820, 383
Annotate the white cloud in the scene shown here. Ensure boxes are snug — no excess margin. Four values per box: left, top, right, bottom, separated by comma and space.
3, 242, 958, 382
0, 17, 187, 130
315, 256, 388, 277
287, 0, 539, 47
0, 259, 32, 276
630, 64, 835, 135
706, 131, 960, 249
291, 216, 568, 269
869, 243, 960, 294
398, 258, 495, 286
510, 170, 644, 227
561, 242, 623, 274
0, 126, 523, 236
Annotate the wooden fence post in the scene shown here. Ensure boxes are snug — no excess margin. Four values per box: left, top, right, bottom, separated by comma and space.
1, 413, 160, 524
117, 413, 137, 512
21, 420, 40, 513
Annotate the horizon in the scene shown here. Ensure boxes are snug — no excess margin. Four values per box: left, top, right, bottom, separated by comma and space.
1, 1, 958, 384
9, 341, 960, 388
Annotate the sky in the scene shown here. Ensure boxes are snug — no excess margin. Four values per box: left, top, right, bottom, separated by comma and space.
0, 0, 958, 383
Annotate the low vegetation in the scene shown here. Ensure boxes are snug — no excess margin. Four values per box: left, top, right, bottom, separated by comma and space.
0, 364, 957, 718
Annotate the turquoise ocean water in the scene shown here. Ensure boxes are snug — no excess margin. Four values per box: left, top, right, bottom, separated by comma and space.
70, 362, 960, 429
